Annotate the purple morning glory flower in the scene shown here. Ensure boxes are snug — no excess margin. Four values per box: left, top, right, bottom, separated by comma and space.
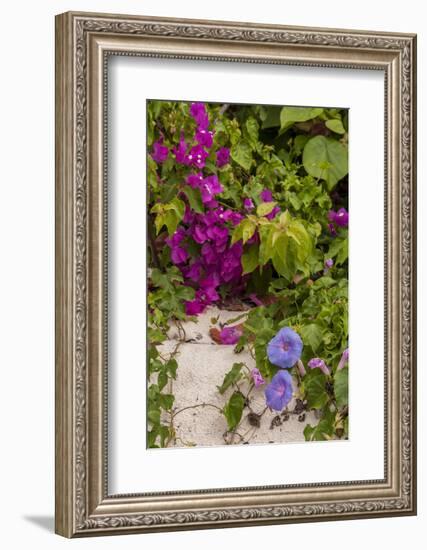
325, 258, 334, 269
151, 138, 168, 163
216, 147, 230, 168
195, 128, 214, 148
337, 348, 349, 370
260, 189, 273, 202
308, 358, 331, 376
243, 198, 255, 211
265, 370, 294, 411
219, 325, 243, 345
267, 327, 303, 369
189, 102, 209, 129
251, 368, 265, 387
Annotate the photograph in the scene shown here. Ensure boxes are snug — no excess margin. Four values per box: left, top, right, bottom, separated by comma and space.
147, 100, 349, 449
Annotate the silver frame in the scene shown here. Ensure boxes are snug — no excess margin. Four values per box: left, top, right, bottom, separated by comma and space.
55, 11, 417, 537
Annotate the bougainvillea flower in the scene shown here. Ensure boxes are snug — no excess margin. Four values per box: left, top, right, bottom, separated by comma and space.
243, 198, 255, 211
186, 145, 209, 169
189, 102, 209, 129
151, 138, 168, 163
219, 325, 243, 345
334, 207, 349, 227
173, 133, 188, 164
166, 227, 186, 248
260, 189, 274, 202
216, 147, 230, 168
327, 222, 337, 237
206, 224, 229, 244
267, 327, 303, 369
329, 207, 349, 228
195, 128, 214, 148
186, 172, 204, 188
220, 242, 243, 282
192, 224, 208, 244
183, 261, 203, 282
337, 348, 349, 370
185, 299, 205, 316
308, 357, 331, 376
170, 246, 188, 265
251, 368, 265, 387
201, 242, 218, 265
200, 174, 224, 205
196, 286, 219, 304
265, 370, 294, 411
199, 273, 220, 290
266, 206, 281, 220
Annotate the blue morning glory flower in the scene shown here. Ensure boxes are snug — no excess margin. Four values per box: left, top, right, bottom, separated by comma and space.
267, 327, 303, 369
265, 370, 294, 411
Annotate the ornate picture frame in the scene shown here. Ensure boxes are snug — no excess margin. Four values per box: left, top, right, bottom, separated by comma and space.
55, 11, 417, 537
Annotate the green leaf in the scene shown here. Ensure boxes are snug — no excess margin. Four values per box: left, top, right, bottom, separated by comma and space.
242, 244, 259, 274
256, 201, 277, 217
223, 391, 245, 430
231, 218, 257, 245
245, 117, 259, 149
148, 408, 161, 426
167, 197, 185, 219
259, 225, 274, 266
334, 366, 348, 407
300, 324, 323, 353
287, 220, 312, 262
327, 237, 348, 265
304, 409, 335, 441
181, 186, 204, 214
231, 142, 253, 171
280, 106, 324, 130
218, 363, 245, 395
325, 118, 346, 135
303, 136, 348, 189
303, 369, 329, 409
159, 393, 175, 411
158, 371, 168, 391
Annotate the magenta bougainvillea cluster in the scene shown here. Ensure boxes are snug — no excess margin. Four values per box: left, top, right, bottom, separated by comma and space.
151, 102, 285, 317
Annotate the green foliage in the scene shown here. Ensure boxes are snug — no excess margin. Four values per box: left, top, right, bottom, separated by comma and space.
302, 369, 329, 409
303, 136, 348, 190
334, 366, 348, 407
223, 391, 246, 430
304, 408, 335, 441
280, 106, 324, 131
151, 197, 186, 236
217, 363, 245, 395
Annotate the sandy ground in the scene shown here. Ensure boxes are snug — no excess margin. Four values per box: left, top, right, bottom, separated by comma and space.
154, 307, 317, 448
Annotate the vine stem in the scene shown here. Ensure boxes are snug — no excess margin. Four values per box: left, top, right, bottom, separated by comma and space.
171, 402, 223, 420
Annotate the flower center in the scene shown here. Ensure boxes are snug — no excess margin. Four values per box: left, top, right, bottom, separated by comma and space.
282, 343, 290, 351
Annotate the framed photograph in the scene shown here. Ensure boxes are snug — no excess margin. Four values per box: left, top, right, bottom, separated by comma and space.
55, 11, 417, 537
